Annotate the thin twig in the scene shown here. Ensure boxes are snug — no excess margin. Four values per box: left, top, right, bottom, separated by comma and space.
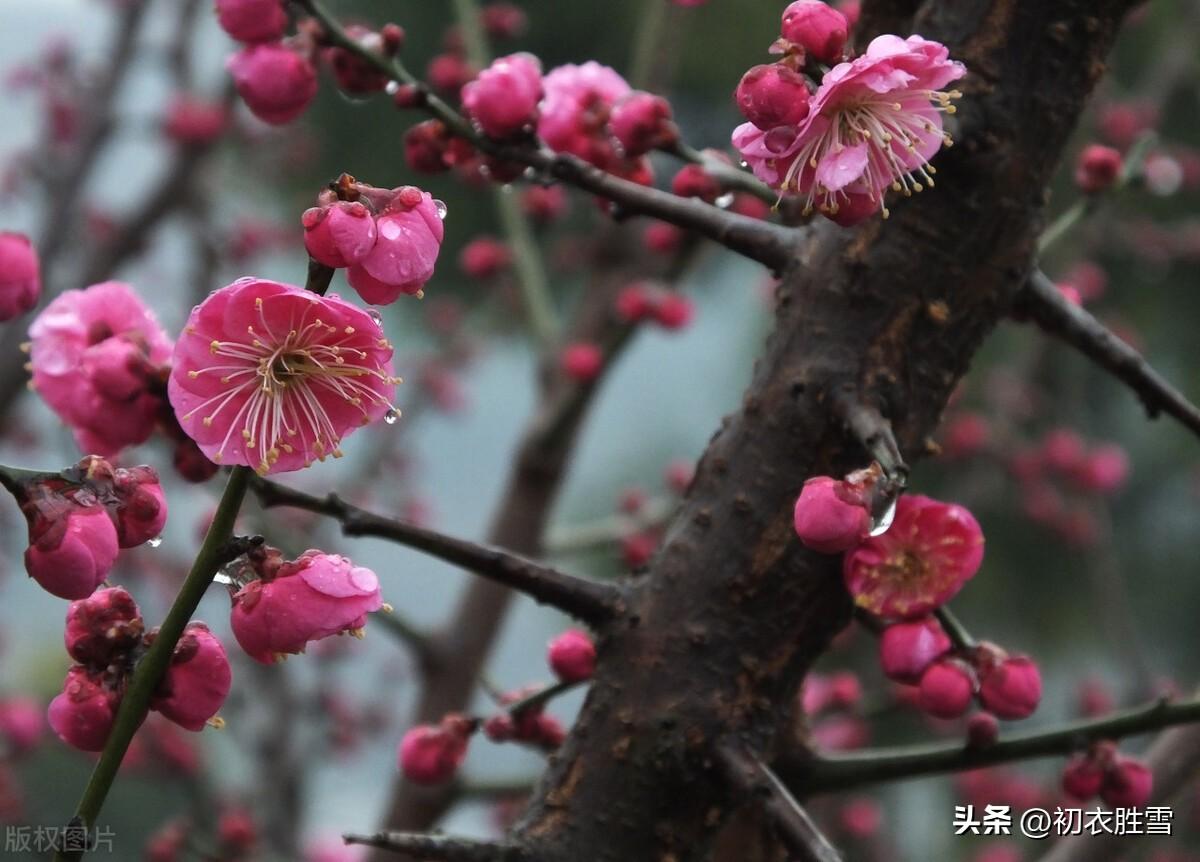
343, 832, 526, 861
933, 606, 976, 651
783, 696, 1200, 796
715, 744, 842, 862
1015, 270, 1200, 441
252, 478, 622, 623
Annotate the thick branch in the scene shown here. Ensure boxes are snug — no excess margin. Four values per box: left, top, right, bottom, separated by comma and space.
716, 746, 842, 862
783, 697, 1200, 796
344, 832, 526, 861
252, 478, 621, 624
291, 0, 796, 271
1016, 269, 1200, 440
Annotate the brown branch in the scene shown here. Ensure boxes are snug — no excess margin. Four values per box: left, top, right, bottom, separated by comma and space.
252, 478, 622, 624
831, 391, 909, 483
716, 745, 842, 862
344, 832, 527, 861
1015, 269, 1200, 440
291, 0, 796, 271
779, 697, 1200, 796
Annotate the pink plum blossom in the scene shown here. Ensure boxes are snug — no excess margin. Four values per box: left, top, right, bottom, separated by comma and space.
462, 53, 543, 139
64, 586, 143, 666
230, 548, 383, 662
877, 616, 951, 683
302, 199, 378, 269
227, 42, 317, 126
547, 629, 596, 682
917, 658, 975, 719
346, 187, 445, 304
398, 714, 474, 784
25, 505, 119, 600
0, 232, 40, 321
538, 61, 631, 166
735, 64, 812, 132
150, 623, 232, 731
792, 475, 871, 553
215, 0, 287, 44
28, 281, 173, 455
780, 1, 850, 64
609, 91, 677, 157
977, 653, 1042, 720
843, 494, 984, 619
733, 35, 965, 224
47, 666, 119, 751
168, 278, 398, 474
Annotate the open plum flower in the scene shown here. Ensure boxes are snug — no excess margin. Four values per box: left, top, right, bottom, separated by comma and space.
28, 281, 173, 455
229, 547, 384, 663
733, 34, 966, 224
843, 494, 984, 619
167, 278, 399, 475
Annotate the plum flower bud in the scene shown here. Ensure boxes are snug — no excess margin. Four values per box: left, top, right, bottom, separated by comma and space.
347, 188, 445, 304
1075, 145, 1123, 193
26, 505, 119, 600
671, 164, 722, 202
609, 92, 677, 157
398, 714, 474, 785
404, 121, 452, 173
462, 53, 543, 139
917, 658, 975, 719
163, 96, 230, 146
227, 43, 318, 126
547, 629, 596, 683
0, 232, 40, 321
0, 698, 44, 755
217, 810, 257, 855
112, 466, 168, 548
1100, 755, 1153, 807
616, 283, 654, 322
965, 712, 999, 749
64, 586, 143, 666
459, 236, 511, 279
878, 616, 952, 683
323, 25, 390, 95
47, 666, 119, 751
1062, 753, 1106, 800
1074, 444, 1129, 494
780, 1, 849, 63
561, 342, 603, 382
302, 200, 378, 269
651, 294, 694, 330
978, 655, 1042, 720
843, 495, 984, 619
215, 0, 287, 44
150, 623, 231, 731
735, 64, 811, 132
230, 549, 383, 663
793, 475, 871, 554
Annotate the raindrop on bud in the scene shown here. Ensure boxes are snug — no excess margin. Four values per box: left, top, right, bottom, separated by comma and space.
146, 536, 164, 549
433, 199, 448, 219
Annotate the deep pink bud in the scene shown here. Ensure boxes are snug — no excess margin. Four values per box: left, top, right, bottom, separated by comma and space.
64, 586, 144, 666
481, 3, 528, 39
793, 475, 871, 554
942, 413, 991, 459
644, 222, 684, 254
483, 712, 515, 742
462, 53, 543, 139
780, 1, 848, 63
522, 185, 568, 222
215, 0, 287, 44
1075, 677, 1114, 718
0, 697, 44, 754
1041, 428, 1086, 474
404, 121, 452, 173
398, 714, 473, 784
561, 342, 604, 382
151, 623, 231, 731
530, 713, 566, 749
1075, 145, 1123, 193
609, 91, 677, 157
671, 164, 721, 202
1062, 754, 1105, 800
25, 505, 119, 600
735, 64, 811, 131
615, 283, 654, 322
112, 466, 168, 548
878, 617, 952, 684
651, 294, 694, 330
1074, 444, 1129, 494
664, 459, 694, 494
978, 656, 1041, 720
1100, 756, 1153, 807
621, 531, 658, 568
839, 797, 882, 838
426, 53, 477, 96
827, 671, 862, 709
323, 25, 390, 96
547, 629, 596, 683
0, 232, 40, 321
47, 667, 118, 751
226, 43, 318, 126
965, 712, 1000, 749
217, 809, 257, 854
163, 96, 230, 146
459, 236, 511, 279
302, 201, 378, 269
836, 0, 860, 27
347, 189, 444, 304
82, 337, 147, 401
917, 659, 975, 720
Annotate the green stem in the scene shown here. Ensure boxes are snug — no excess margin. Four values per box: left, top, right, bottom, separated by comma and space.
0, 464, 53, 498
628, 0, 669, 89
506, 678, 585, 717
56, 466, 251, 862
448, 0, 558, 347
934, 606, 976, 651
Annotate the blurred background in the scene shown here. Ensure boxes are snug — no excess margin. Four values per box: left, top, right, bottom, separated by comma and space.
0, 0, 1197, 859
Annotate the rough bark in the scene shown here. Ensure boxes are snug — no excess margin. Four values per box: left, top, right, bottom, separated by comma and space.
501, 2, 1135, 860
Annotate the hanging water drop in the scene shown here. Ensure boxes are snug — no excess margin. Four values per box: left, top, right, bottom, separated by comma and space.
385, 80, 400, 96
146, 535, 163, 548
868, 494, 898, 536
367, 307, 383, 325
384, 408, 401, 425
433, 199, 448, 219
715, 192, 736, 209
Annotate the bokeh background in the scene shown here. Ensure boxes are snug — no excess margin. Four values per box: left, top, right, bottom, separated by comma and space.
0, 0, 1198, 859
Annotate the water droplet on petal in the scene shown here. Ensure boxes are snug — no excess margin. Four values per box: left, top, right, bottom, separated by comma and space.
385, 80, 400, 96
146, 535, 163, 548
384, 408, 400, 425
869, 494, 898, 536
433, 199, 448, 219
367, 307, 383, 324
715, 192, 735, 209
